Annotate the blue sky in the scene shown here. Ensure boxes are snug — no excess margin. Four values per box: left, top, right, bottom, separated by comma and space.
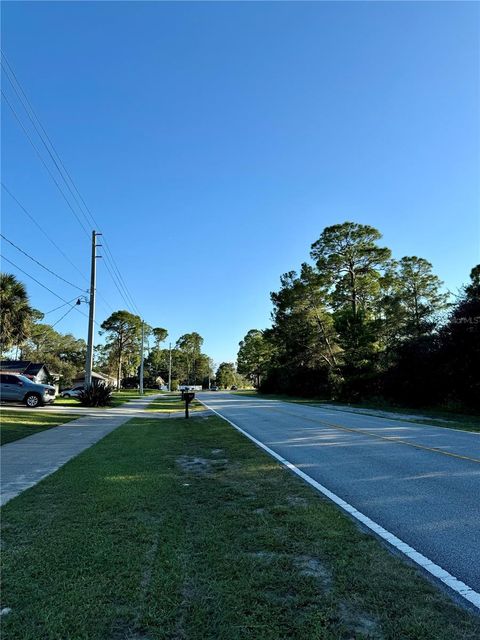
1, 1, 479, 365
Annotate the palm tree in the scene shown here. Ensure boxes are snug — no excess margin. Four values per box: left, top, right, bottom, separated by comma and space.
0, 273, 34, 355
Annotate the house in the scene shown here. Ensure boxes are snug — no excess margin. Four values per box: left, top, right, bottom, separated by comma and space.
0, 360, 60, 391
73, 371, 118, 389
155, 375, 166, 388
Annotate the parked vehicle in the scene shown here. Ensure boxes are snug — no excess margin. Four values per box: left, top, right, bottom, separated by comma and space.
231, 385, 238, 391
210, 386, 219, 391
0, 373, 56, 407
60, 385, 84, 398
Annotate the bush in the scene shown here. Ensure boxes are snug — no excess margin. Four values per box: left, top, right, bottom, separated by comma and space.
121, 376, 139, 389
79, 382, 113, 407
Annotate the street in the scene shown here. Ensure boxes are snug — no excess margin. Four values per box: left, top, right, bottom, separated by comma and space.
198, 392, 480, 599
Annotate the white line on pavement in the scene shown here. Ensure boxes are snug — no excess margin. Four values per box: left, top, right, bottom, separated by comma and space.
200, 398, 480, 612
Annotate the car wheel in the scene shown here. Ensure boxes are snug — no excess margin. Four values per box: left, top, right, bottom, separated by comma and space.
25, 393, 42, 408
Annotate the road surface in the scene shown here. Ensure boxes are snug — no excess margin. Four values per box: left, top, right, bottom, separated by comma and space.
198, 392, 480, 599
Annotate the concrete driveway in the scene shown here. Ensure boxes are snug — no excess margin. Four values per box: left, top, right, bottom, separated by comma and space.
198, 392, 480, 602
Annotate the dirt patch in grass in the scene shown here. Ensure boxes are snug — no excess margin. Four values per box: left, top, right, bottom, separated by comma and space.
246, 549, 333, 592
338, 601, 384, 639
247, 550, 280, 561
286, 494, 309, 507
176, 455, 229, 475
294, 555, 333, 590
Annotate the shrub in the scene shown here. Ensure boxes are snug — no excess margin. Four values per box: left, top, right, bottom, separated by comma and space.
79, 382, 113, 407
121, 376, 139, 389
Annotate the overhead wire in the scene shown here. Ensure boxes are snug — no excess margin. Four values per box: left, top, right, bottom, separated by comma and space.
43, 298, 81, 315
50, 302, 79, 329
3, 84, 138, 314
1, 90, 91, 237
1, 182, 88, 282
13, 300, 84, 350
1, 184, 114, 314
0, 254, 100, 327
1, 53, 143, 318
0, 233, 87, 292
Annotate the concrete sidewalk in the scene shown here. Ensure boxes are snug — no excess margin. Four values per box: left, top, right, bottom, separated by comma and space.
1, 394, 169, 506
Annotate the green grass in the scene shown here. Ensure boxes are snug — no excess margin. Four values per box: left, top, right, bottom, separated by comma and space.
1, 415, 479, 639
53, 388, 159, 408
51, 396, 80, 406
233, 390, 480, 433
0, 410, 78, 445
146, 393, 205, 413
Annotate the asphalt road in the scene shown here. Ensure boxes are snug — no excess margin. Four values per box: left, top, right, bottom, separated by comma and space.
198, 392, 480, 594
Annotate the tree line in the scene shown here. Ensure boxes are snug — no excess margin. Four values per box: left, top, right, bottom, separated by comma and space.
237, 222, 479, 412
0, 274, 216, 390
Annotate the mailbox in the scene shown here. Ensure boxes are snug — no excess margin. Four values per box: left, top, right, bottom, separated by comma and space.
183, 391, 195, 418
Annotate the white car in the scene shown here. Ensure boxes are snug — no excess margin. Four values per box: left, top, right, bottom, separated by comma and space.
60, 385, 84, 398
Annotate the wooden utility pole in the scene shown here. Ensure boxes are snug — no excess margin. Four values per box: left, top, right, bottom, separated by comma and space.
139, 321, 145, 394
168, 342, 172, 391
85, 231, 101, 386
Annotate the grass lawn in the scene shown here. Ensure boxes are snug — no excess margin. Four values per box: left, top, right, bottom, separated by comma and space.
146, 393, 205, 413
234, 390, 480, 433
53, 388, 159, 408
1, 415, 479, 639
0, 410, 78, 445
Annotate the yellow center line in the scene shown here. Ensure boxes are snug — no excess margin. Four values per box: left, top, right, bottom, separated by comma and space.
268, 406, 480, 464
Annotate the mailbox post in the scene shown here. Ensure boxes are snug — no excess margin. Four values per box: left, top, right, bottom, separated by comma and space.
184, 391, 195, 418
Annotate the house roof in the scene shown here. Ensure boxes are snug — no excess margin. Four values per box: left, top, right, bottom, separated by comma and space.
0, 360, 31, 372
0, 360, 50, 377
74, 371, 116, 381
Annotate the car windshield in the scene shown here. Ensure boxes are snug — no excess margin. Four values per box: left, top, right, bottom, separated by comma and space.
17, 375, 33, 384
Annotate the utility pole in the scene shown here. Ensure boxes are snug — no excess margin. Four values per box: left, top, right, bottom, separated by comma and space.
85, 230, 101, 387
139, 321, 145, 394
168, 342, 172, 392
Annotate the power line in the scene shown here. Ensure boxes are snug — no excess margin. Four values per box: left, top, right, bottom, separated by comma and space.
14, 301, 84, 350
50, 302, 79, 329
3, 87, 138, 314
44, 298, 81, 315
1, 55, 94, 228
1, 254, 74, 304
0, 233, 87, 292
1, 89, 90, 237
101, 242, 142, 316
1, 54, 143, 318
0, 253, 100, 326
1, 182, 88, 281
1, 183, 114, 314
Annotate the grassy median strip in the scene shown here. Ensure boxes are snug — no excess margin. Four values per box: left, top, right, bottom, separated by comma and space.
146, 393, 204, 413
1, 415, 479, 640
234, 391, 480, 433
54, 389, 159, 408
0, 409, 78, 445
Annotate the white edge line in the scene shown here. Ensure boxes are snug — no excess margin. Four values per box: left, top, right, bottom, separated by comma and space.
200, 398, 480, 611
